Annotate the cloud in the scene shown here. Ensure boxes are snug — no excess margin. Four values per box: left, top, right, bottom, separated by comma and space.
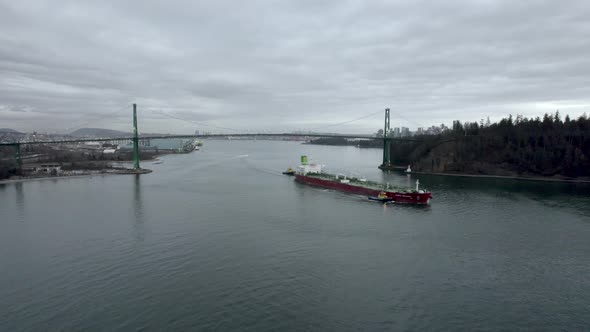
1, 0, 589, 133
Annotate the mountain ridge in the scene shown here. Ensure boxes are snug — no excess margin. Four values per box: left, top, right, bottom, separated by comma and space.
0, 128, 23, 134
70, 128, 132, 137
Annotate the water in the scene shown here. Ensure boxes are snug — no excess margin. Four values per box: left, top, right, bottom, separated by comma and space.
1, 141, 590, 331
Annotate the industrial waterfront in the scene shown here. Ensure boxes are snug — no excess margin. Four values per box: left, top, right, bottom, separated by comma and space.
1, 141, 590, 331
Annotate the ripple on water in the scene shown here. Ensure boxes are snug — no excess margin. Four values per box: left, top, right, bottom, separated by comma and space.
1, 141, 590, 331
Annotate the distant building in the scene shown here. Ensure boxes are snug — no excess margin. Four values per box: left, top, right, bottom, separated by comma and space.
401, 127, 410, 137
393, 127, 401, 138
40, 164, 61, 174
120, 138, 197, 153
84, 141, 101, 146
416, 127, 423, 135
23, 163, 62, 175
424, 125, 441, 135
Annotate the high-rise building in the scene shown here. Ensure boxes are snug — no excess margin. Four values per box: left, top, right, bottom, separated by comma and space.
401, 127, 410, 137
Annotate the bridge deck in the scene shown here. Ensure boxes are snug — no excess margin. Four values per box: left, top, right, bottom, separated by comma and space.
1, 133, 419, 146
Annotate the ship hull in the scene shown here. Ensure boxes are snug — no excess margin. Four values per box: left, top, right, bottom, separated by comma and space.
295, 174, 431, 204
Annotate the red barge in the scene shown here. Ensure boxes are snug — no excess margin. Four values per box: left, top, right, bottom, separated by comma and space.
293, 156, 432, 205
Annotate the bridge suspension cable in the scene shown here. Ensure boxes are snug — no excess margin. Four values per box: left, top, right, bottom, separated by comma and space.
56, 104, 427, 136
307, 110, 383, 130
150, 109, 254, 133
149, 108, 303, 134
389, 111, 427, 129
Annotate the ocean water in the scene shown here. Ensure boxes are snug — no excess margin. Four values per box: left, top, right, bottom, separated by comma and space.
1, 140, 589, 331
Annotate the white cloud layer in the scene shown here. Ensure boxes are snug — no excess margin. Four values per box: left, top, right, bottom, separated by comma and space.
1, 0, 589, 133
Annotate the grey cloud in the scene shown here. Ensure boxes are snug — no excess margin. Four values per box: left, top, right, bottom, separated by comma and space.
1, 0, 590, 133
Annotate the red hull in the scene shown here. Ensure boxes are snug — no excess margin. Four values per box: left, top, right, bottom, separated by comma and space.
295, 175, 432, 204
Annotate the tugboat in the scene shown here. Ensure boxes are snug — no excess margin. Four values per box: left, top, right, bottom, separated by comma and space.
293, 156, 432, 204
282, 167, 296, 176
368, 191, 394, 203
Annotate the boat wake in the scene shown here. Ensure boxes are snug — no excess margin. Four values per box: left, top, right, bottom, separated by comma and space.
173, 153, 252, 175
242, 157, 283, 176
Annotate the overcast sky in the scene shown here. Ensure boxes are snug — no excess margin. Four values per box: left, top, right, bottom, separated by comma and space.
1, 0, 590, 134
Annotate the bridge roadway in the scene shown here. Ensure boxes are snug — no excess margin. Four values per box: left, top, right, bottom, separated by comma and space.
0, 133, 419, 146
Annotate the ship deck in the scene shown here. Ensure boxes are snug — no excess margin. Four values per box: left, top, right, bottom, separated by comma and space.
303, 172, 415, 193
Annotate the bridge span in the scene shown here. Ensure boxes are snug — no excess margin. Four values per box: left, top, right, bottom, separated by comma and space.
1, 105, 418, 171
0, 132, 417, 146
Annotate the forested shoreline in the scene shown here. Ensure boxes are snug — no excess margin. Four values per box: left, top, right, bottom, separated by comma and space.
391, 112, 590, 178
308, 111, 590, 179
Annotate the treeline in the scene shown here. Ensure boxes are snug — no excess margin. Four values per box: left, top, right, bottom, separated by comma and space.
0, 146, 21, 179
0, 146, 160, 180
307, 137, 382, 148
390, 111, 590, 178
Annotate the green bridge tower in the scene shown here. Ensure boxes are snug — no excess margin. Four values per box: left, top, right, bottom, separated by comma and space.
132, 103, 140, 170
379, 108, 394, 170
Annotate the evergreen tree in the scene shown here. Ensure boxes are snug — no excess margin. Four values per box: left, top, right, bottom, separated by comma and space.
389, 112, 590, 177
